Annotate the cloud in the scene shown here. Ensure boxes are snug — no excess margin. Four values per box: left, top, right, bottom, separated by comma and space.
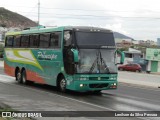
105, 23, 129, 35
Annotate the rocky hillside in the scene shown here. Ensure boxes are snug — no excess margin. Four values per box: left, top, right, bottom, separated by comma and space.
0, 7, 37, 28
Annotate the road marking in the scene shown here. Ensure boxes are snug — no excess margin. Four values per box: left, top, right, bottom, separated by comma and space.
0, 73, 159, 119
0, 74, 116, 111
0, 75, 150, 119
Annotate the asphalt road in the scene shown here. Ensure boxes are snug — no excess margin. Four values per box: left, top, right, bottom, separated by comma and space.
0, 66, 160, 120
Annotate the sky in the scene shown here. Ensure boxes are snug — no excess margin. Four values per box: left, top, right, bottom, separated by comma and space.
1, 0, 160, 41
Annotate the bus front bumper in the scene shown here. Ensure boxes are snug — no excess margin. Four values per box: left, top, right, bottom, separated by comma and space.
67, 80, 118, 92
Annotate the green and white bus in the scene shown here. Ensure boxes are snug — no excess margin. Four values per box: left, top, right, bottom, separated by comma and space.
4, 26, 124, 92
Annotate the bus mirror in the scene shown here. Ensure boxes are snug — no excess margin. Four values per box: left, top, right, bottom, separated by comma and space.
116, 50, 125, 64
71, 49, 79, 63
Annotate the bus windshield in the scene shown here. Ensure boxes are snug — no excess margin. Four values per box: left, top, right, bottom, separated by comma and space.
75, 31, 115, 47
77, 49, 117, 74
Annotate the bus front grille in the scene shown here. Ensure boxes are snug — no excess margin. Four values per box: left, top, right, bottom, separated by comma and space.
89, 83, 109, 88
89, 77, 109, 80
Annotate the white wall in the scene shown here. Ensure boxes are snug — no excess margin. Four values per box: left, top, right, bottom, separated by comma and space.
158, 61, 160, 72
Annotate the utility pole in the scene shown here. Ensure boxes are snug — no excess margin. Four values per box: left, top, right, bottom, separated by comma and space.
38, 0, 40, 27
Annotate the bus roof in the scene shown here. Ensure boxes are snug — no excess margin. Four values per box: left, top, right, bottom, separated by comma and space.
5, 26, 113, 36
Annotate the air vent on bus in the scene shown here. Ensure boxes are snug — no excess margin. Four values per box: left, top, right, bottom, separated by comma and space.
89, 83, 108, 88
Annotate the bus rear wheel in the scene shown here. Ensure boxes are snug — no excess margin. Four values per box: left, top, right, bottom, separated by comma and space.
58, 76, 66, 92
22, 70, 27, 84
16, 69, 22, 84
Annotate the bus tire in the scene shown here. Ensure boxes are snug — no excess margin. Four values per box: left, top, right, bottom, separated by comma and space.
58, 76, 66, 92
16, 69, 22, 84
21, 70, 27, 84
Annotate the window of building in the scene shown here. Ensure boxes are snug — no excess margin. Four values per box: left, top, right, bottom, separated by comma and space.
13, 35, 21, 47
6, 36, 13, 47
50, 32, 61, 48
125, 53, 132, 58
39, 33, 50, 48
21, 35, 29, 47
30, 34, 39, 47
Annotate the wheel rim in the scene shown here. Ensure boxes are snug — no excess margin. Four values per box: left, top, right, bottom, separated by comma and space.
22, 73, 26, 84
17, 72, 21, 82
60, 79, 66, 91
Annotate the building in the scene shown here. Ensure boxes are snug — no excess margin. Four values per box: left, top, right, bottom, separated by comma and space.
123, 48, 143, 64
0, 34, 2, 41
139, 40, 156, 46
157, 38, 160, 47
115, 38, 133, 48
132, 40, 139, 45
146, 48, 160, 72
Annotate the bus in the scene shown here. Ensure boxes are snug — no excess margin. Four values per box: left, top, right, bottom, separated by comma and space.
4, 26, 124, 92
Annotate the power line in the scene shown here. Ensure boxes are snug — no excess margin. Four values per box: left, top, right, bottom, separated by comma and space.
21, 12, 160, 20
4, 5, 160, 13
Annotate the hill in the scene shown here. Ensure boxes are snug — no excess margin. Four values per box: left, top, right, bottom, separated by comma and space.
114, 32, 133, 40
0, 7, 37, 28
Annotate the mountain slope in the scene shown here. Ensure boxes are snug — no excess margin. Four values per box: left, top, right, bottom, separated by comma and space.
114, 32, 133, 40
0, 7, 37, 28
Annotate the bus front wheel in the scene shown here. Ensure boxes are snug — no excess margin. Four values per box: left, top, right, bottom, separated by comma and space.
58, 76, 66, 92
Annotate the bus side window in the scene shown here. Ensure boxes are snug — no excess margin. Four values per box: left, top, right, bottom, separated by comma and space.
13, 35, 21, 47
21, 35, 29, 47
6, 36, 13, 47
39, 33, 50, 48
30, 34, 39, 48
50, 32, 61, 48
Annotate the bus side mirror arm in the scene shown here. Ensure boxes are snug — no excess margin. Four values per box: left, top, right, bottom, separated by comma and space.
116, 50, 125, 64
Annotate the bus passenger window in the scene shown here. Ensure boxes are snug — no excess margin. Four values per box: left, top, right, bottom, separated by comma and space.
13, 35, 21, 47
50, 32, 61, 48
39, 33, 50, 48
21, 35, 29, 47
6, 36, 13, 47
30, 34, 39, 48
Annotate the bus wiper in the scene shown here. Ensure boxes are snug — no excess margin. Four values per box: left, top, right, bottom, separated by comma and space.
99, 50, 110, 73
89, 49, 110, 73
89, 51, 99, 73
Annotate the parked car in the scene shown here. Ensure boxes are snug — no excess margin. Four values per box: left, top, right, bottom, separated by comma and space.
118, 63, 142, 72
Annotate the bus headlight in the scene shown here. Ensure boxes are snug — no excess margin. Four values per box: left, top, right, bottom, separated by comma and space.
80, 84, 84, 87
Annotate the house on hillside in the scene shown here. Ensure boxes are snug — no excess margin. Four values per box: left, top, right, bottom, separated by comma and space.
115, 38, 133, 48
